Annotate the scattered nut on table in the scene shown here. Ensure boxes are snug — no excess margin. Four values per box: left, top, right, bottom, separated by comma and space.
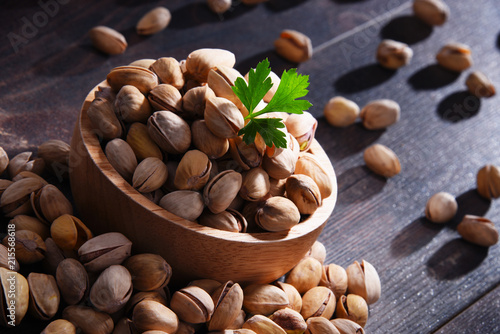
324, 96, 360, 127
376, 39, 413, 70
457, 215, 499, 247
476, 164, 500, 199
425, 191, 458, 223
466, 71, 496, 98
88, 26, 127, 55
136, 6, 171, 35
360, 99, 400, 130
363, 144, 401, 178
413, 0, 450, 26
274, 29, 313, 63
436, 42, 473, 72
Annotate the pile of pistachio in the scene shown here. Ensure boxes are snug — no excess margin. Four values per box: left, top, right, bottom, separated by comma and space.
85, 48, 332, 233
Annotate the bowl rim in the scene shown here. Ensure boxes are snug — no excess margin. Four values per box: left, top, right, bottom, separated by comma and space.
76, 81, 337, 243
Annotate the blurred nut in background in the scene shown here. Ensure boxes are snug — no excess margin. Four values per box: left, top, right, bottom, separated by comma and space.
124, 253, 172, 291
89, 26, 127, 55
360, 99, 400, 130
274, 29, 313, 63
136, 6, 172, 35
466, 71, 496, 98
207, 0, 231, 14
476, 164, 500, 199
413, 0, 450, 26
425, 192, 458, 223
436, 43, 473, 72
323, 96, 360, 127
376, 39, 413, 70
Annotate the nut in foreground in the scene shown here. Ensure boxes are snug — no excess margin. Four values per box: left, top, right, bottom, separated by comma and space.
457, 215, 499, 247
346, 259, 381, 305
363, 144, 401, 178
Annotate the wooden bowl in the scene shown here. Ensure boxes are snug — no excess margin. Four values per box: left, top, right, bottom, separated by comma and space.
69, 83, 337, 285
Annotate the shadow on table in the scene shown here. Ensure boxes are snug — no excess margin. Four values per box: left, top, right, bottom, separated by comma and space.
266, 0, 309, 11
408, 64, 460, 90
334, 64, 396, 94
426, 238, 488, 280
236, 50, 296, 76
380, 15, 433, 45
336, 165, 387, 204
436, 91, 481, 122
447, 189, 491, 229
497, 32, 500, 49
390, 217, 444, 258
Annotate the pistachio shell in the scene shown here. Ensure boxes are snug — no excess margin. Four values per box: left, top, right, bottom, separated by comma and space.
90, 265, 133, 314
133, 157, 168, 193
7, 151, 45, 178
183, 85, 216, 120
129, 58, 157, 68
199, 209, 247, 232
295, 153, 333, 199
208, 281, 244, 331
132, 300, 179, 333
285, 257, 323, 294
376, 39, 413, 70
174, 150, 212, 190
28, 272, 60, 320
148, 110, 191, 155
56, 258, 89, 305
186, 48, 236, 82
457, 215, 499, 247
413, 0, 449, 26
150, 57, 184, 89
89, 26, 127, 55
323, 96, 360, 128
63, 305, 114, 334
10, 215, 49, 240
285, 174, 322, 214
105, 138, 138, 182
38, 139, 71, 175
345, 260, 381, 305
436, 43, 473, 72
148, 84, 183, 113
1, 176, 45, 217
243, 284, 289, 316
466, 71, 496, 98
0, 147, 8, 175
363, 144, 401, 178
192, 120, 230, 159
107, 66, 159, 94
115, 85, 153, 123
301, 286, 336, 320
86, 97, 123, 141
41, 319, 76, 334
240, 167, 270, 202
3, 230, 46, 264
205, 97, 245, 139
203, 170, 243, 214
275, 282, 302, 313
243, 314, 287, 334
126, 290, 168, 316
255, 196, 300, 232
335, 294, 368, 327
123, 254, 172, 292
50, 214, 92, 251
136, 7, 171, 35
170, 285, 214, 324
78, 232, 132, 272
126, 122, 163, 161
159, 190, 205, 221
476, 164, 500, 199
360, 99, 400, 130
0, 244, 19, 272
285, 112, 318, 151
0, 268, 29, 326
330, 318, 365, 334
274, 29, 312, 63
305, 317, 340, 334
229, 135, 266, 171
207, 65, 248, 116
319, 263, 348, 299
269, 308, 307, 334
31, 184, 73, 224
262, 147, 297, 180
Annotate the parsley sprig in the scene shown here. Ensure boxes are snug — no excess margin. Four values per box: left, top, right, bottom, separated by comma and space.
232, 59, 312, 149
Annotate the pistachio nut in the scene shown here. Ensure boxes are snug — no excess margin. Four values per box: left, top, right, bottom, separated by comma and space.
126, 122, 163, 161
41, 319, 76, 334
129, 58, 156, 69
89, 26, 127, 55
0, 147, 8, 175
285, 257, 323, 294
376, 39, 413, 70
150, 57, 184, 89
132, 157, 168, 193
228, 309, 247, 330
163, 161, 179, 193
105, 138, 138, 182
319, 263, 348, 300
111, 317, 134, 334
269, 308, 307, 334
240, 167, 270, 201
243, 314, 287, 334
0, 177, 45, 217
2, 230, 46, 264
62, 305, 114, 334
148, 110, 191, 154
185, 48, 236, 82
11, 171, 48, 185
170, 285, 214, 324
136, 6, 171, 35
269, 177, 287, 197
285, 112, 317, 151
363, 144, 401, 178
330, 318, 365, 334
229, 135, 266, 170
183, 85, 216, 120
123, 253, 172, 292
30, 184, 73, 224
207, 0, 231, 13
0, 244, 19, 272
148, 84, 183, 113
95, 85, 117, 103
133, 300, 179, 332
274, 29, 312, 63
7, 151, 45, 178
115, 85, 152, 123
174, 150, 212, 190
50, 214, 92, 251
425, 192, 458, 223
208, 280, 244, 331
466, 71, 496, 98
10, 215, 49, 240
0, 268, 29, 327
275, 282, 302, 313
27, 272, 60, 320
107, 66, 159, 94
476, 164, 500, 199
243, 284, 289, 316
300, 286, 336, 320
457, 215, 498, 247
436, 43, 473, 72
0, 180, 13, 198
360, 99, 400, 130
413, 0, 449, 26
56, 258, 89, 305
262, 148, 297, 180
125, 290, 168, 317
87, 97, 123, 141
188, 279, 222, 295
205, 97, 245, 139
336, 294, 368, 327
285, 174, 322, 215
305, 317, 340, 334
255, 196, 300, 232
38, 139, 71, 176
345, 259, 381, 305
241, 0, 269, 3
323, 96, 360, 128
42, 238, 72, 276
215, 329, 257, 334
204, 170, 243, 214
192, 120, 230, 159
305, 241, 326, 264
200, 209, 247, 232
159, 190, 204, 221
90, 265, 133, 314
176, 321, 200, 334
78, 232, 132, 272
207, 65, 247, 115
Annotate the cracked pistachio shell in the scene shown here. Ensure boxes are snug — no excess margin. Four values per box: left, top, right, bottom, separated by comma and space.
62, 305, 114, 334
319, 263, 348, 300
269, 308, 307, 334
148, 84, 183, 113
170, 286, 214, 324
285, 112, 318, 151
262, 147, 297, 180
129, 58, 156, 68
360, 99, 400, 130
0, 147, 8, 175
38, 139, 70, 173
286, 174, 322, 215
476, 164, 500, 199
255, 196, 300, 232
112, 317, 134, 333
204, 170, 243, 214
436, 43, 473, 72
200, 209, 247, 232
240, 167, 270, 201
208, 65, 248, 116
115, 85, 152, 123
41, 319, 76, 334
183, 85, 216, 120
174, 150, 212, 190
124, 254, 172, 292
186, 48, 236, 83
425, 192, 458, 223
107, 66, 159, 94
42, 238, 72, 276
7, 151, 45, 178
285, 257, 323, 295
229, 135, 266, 171
132, 157, 168, 193
126, 290, 168, 317
159, 190, 204, 221
1, 175, 45, 217
243, 284, 289, 316
305, 317, 340, 334
90, 265, 133, 314
330, 318, 365, 334
87, 97, 123, 141
148, 110, 191, 154
208, 281, 244, 331
3, 230, 46, 264
363, 144, 401, 178
243, 314, 287, 334
137, 6, 171, 35
274, 29, 312, 63
269, 177, 287, 197
11, 171, 48, 185
346, 260, 381, 305
275, 282, 302, 313
336, 294, 368, 328
192, 120, 229, 159
413, 0, 449, 26
50, 214, 92, 251
228, 310, 247, 330
301, 286, 336, 320
205, 97, 245, 139
150, 57, 184, 89
10, 215, 49, 240
0, 244, 19, 272
126, 122, 163, 161
0, 180, 13, 198
105, 138, 138, 183
175, 321, 200, 334
0, 268, 29, 327
457, 215, 499, 247
305, 241, 327, 264
28, 272, 60, 321
78, 232, 132, 272
56, 258, 89, 305
89, 26, 127, 55
376, 39, 413, 70
466, 71, 496, 98
30, 184, 73, 224
323, 97, 360, 128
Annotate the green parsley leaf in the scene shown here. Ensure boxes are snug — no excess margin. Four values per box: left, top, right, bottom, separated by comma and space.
232, 59, 273, 114
238, 118, 287, 148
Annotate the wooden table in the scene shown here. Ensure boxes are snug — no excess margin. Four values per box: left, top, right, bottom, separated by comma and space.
1, 0, 499, 332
